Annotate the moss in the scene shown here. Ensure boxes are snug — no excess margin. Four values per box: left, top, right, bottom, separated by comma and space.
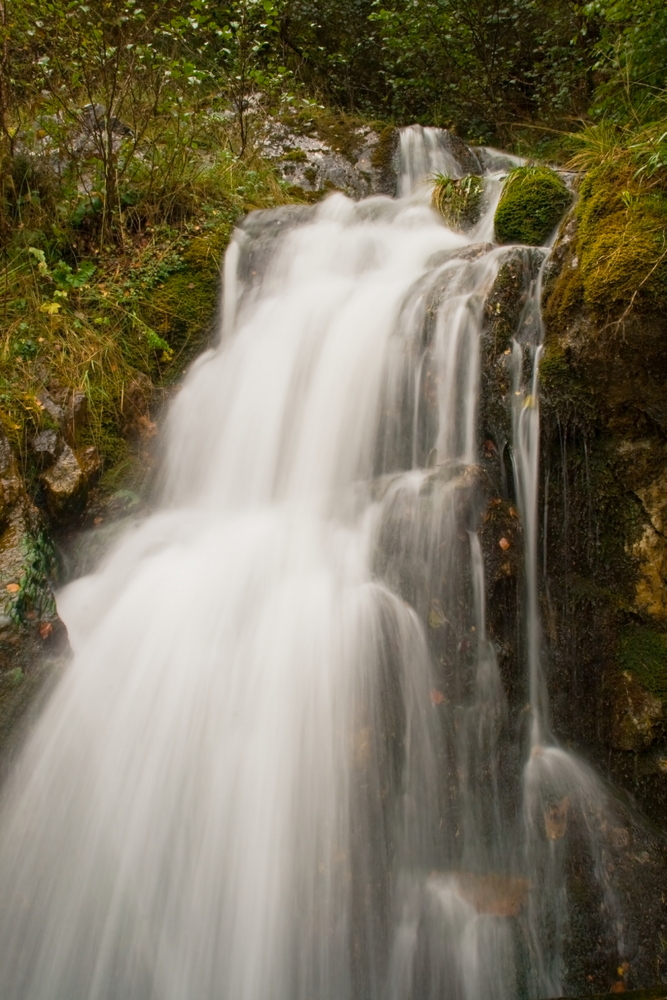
432, 175, 484, 232
574, 165, 667, 315
370, 125, 398, 173
140, 219, 233, 367
290, 107, 383, 162
538, 337, 596, 425
494, 165, 572, 246
281, 148, 308, 164
618, 626, 667, 701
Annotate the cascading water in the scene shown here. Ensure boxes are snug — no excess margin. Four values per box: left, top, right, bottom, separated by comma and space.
0, 126, 634, 1000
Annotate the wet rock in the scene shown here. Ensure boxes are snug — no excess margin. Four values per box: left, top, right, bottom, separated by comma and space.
31, 429, 63, 470
40, 444, 101, 522
0, 431, 23, 528
611, 672, 663, 752
436, 131, 483, 176
432, 871, 530, 917
544, 795, 570, 839
479, 246, 543, 456
631, 525, 667, 621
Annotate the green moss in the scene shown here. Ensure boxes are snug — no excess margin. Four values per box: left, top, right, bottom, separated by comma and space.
618, 626, 667, 700
433, 175, 484, 232
370, 125, 398, 173
538, 338, 594, 423
140, 220, 233, 367
494, 165, 572, 246
575, 164, 667, 314
281, 148, 308, 164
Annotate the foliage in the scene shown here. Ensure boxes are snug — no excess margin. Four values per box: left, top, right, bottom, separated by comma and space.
0, 146, 294, 477
494, 166, 572, 246
583, 0, 667, 116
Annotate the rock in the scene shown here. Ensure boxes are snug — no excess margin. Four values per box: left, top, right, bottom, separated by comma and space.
31, 429, 63, 469
257, 117, 395, 198
431, 871, 530, 917
436, 130, 484, 176
611, 671, 663, 752
631, 524, 667, 621
0, 430, 23, 528
40, 443, 101, 521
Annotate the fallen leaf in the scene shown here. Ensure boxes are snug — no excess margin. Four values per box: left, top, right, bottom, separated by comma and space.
5, 583, 20, 593
430, 689, 446, 706
38, 622, 53, 640
499, 537, 510, 551
610, 983, 626, 993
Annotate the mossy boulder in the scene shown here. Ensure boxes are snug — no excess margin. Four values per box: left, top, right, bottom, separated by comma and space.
494, 165, 572, 246
432, 175, 484, 232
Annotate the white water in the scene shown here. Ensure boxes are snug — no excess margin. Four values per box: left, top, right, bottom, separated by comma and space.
0, 128, 628, 1000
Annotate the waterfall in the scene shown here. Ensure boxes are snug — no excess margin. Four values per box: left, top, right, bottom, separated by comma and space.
0, 127, 628, 1000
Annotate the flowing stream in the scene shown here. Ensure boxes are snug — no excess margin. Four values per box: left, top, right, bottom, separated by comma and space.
0, 127, 627, 1000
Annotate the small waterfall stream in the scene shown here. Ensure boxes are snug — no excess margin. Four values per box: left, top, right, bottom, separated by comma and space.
0, 127, 630, 1000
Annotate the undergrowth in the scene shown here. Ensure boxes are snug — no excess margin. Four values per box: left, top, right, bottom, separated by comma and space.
0, 137, 299, 487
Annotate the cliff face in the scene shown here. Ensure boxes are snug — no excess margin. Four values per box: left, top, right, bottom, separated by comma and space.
540, 166, 667, 829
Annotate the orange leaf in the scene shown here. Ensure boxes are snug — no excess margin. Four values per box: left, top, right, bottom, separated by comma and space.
5, 583, 20, 593
38, 622, 53, 640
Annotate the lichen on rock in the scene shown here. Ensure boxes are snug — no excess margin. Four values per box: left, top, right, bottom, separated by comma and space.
494, 165, 572, 247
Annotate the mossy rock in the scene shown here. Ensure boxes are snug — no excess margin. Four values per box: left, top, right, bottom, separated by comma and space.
575, 165, 667, 313
494, 165, 572, 247
432, 175, 484, 232
618, 625, 667, 702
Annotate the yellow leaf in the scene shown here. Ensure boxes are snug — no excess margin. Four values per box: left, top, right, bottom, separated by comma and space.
39, 301, 61, 315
